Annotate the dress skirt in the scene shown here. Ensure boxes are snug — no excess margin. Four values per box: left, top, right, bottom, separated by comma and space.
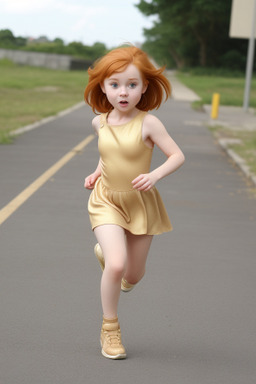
88, 177, 172, 235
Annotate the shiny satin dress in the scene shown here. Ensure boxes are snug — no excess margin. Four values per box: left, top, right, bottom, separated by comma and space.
88, 111, 172, 235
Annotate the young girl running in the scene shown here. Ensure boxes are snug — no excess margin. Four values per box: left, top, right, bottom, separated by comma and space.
84, 46, 185, 360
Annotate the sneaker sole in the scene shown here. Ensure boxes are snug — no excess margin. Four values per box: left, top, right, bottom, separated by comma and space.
100, 340, 126, 360
101, 349, 127, 360
121, 284, 134, 293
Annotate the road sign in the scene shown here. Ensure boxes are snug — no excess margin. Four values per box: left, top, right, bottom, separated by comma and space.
230, 0, 256, 38
230, 0, 256, 110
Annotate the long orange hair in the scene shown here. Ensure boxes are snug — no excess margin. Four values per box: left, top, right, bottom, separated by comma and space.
84, 46, 171, 114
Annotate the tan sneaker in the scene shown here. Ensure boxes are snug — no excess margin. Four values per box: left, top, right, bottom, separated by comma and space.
121, 278, 135, 293
94, 243, 105, 271
94, 243, 135, 293
100, 317, 127, 359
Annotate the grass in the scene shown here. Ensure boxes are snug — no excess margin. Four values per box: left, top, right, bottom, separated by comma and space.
0, 129, 14, 144
209, 126, 256, 175
177, 70, 256, 108
0, 59, 88, 142
231, 135, 256, 175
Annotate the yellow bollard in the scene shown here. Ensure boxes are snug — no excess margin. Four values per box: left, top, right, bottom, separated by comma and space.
211, 93, 220, 119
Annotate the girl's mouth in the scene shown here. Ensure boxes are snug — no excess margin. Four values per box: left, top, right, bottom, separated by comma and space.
119, 101, 128, 105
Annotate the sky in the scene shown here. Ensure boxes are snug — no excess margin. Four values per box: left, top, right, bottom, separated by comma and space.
0, 0, 156, 48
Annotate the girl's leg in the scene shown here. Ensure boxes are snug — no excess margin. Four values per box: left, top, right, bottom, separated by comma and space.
123, 232, 153, 285
94, 225, 127, 319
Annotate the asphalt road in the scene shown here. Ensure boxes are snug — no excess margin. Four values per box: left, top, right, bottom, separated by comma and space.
0, 99, 256, 384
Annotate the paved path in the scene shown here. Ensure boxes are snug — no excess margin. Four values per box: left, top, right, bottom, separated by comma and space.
167, 70, 201, 102
0, 96, 256, 384
204, 104, 256, 131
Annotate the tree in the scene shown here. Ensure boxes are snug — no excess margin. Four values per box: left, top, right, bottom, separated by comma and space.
15, 36, 26, 47
136, 0, 247, 68
0, 29, 16, 47
53, 38, 64, 45
0, 29, 26, 48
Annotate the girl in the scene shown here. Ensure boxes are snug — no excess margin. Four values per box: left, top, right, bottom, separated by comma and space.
84, 46, 185, 360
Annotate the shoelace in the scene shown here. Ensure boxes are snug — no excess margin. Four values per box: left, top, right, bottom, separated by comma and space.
103, 330, 121, 346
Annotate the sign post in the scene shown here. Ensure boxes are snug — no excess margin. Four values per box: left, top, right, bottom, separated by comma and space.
229, 0, 256, 110
243, 0, 256, 110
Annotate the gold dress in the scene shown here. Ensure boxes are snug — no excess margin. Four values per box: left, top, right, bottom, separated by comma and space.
88, 111, 172, 235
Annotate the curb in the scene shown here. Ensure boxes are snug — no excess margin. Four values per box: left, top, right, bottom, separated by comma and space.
10, 101, 85, 137
218, 138, 256, 187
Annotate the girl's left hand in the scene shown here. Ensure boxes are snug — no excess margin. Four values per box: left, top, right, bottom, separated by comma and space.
132, 173, 157, 191
84, 173, 98, 189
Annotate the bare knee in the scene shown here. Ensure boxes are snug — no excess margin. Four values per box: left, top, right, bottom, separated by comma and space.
126, 267, 146, 285
138, 268, 146, 282
105, 253, 126, 281
106, 262, 125, 281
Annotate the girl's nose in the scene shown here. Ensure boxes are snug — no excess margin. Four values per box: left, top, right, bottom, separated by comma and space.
119, 86, 128, 96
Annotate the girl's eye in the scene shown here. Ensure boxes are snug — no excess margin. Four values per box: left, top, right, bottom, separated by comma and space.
110, 83, 118, 88
129, 83, 137, 89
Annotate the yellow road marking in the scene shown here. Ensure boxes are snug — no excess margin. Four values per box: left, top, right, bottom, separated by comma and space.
0, 134, 95, 226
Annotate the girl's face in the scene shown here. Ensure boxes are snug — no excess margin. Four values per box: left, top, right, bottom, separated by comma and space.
101, 64, 147, 113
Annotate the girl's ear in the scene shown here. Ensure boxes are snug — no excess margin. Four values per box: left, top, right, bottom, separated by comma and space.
142, 81, 148, 94
100, 83, 106, 94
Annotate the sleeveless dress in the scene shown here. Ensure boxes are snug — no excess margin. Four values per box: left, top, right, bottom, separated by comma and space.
88, 111, 172, 235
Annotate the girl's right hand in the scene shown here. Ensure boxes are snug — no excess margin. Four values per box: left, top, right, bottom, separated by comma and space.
84, 173, 98, 189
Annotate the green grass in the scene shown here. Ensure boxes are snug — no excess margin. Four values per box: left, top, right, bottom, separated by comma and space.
0, 60, 88, 140
177, 71, 256, 108
232, 137, 256, 175
209, 126, 256, 175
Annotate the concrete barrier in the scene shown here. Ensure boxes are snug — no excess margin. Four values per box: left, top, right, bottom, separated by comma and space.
0, 49, 92, 70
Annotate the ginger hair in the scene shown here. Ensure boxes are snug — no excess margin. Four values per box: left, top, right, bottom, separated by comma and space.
84, 46, 171, 114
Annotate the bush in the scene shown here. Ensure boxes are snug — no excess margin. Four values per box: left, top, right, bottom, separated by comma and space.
180, 66, 245, 78
220, 50, 246, 70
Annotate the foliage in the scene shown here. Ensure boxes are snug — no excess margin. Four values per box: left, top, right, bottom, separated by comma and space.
0, 29, 107, 61
136, 0, 252, 69
0, 29, 26, 48
179, 66, 245, 77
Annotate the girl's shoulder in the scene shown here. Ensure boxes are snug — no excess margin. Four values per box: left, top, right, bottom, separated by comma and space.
92, 115, 101, 134
142, 112, 167, 145
142, 112, 166, 133
143, 112, 161, 124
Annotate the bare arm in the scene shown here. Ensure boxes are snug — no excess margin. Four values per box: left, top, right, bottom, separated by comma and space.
84, 159, 101, 189
84, 115, 102, 190
132, 114, 185, 191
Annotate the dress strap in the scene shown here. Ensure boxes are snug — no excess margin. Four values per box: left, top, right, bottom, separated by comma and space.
100, 113, 107, 129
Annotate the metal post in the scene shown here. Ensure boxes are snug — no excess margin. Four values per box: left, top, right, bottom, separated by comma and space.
243, 0, 256, 111
211, 93, 220, 119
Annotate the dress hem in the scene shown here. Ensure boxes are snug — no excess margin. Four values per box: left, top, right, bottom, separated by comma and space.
91, 221, 173, 236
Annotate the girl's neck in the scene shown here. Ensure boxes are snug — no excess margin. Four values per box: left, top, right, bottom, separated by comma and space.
107, 108, 141, 126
